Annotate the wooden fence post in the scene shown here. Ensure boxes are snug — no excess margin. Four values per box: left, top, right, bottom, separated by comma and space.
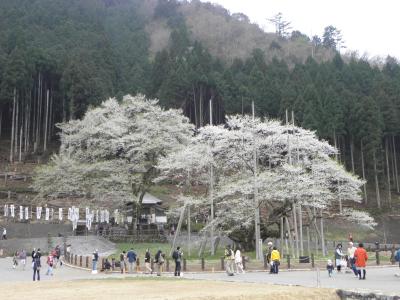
183, 258, 187, 272
375, 242, 380, 265
201, 257, 205, 271
74, 254, 77, 265
311, 253, 315, 268
242, 256, 246, 270
286, 255, 291, 269
166, 259, 170, 272
86, 256, 89, 268
79, 256, 82, 267
151, 258, 154, 272
220, 257, 225, 270
136, 257, 140, 272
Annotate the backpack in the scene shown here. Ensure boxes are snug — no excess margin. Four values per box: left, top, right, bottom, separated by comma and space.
172, 250, 178, 260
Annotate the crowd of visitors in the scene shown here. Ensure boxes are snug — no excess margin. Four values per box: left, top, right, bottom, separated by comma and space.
328, 241, 369, 280
7, 237, 400, 284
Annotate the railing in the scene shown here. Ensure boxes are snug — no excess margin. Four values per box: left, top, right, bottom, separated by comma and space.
63, 250, 400, 273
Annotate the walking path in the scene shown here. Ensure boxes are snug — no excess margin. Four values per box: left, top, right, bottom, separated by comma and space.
0, 257, 399, 296
186, 267, 400, 295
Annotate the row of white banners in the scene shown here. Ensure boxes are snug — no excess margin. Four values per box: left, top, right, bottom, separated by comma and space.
2, 205, 127, 230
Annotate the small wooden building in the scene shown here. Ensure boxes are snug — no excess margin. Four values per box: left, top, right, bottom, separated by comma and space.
126, 193, 167, 230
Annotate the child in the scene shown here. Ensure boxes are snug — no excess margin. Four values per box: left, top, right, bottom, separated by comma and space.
327, 259, 334, 277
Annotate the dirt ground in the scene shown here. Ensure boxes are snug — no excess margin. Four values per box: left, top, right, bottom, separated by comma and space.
0, 278, 339, 300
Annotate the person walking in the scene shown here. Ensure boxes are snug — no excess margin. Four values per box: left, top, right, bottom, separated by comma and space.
354, 242, 368, 280
327, 259, 334, 277
155, 250, 164, 276
270, 247, 281, 274
395, 248, 400, 277
119, 251, 126, 274
335, 244, 344, 272
172, 246, 183, 277
265, 241, 273, 273
92, 250, 99, 274
46, 254, 54, 276
126, 248, 137, 274
55, 245, 62, 267
19, 249, 26, 270
347, 242, 358, 276
2, 228, 7, 240
12, 251, 18, 269
144, 248, 152, 274
234, 248, 245, 274
32, 249, 41, 281
224, 245, 235, 276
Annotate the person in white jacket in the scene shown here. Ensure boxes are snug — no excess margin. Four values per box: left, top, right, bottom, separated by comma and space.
234, 248, 245, 274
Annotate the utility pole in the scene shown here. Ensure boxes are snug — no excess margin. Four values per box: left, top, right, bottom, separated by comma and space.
253, 101, 262, 260
209, 98, 215, 255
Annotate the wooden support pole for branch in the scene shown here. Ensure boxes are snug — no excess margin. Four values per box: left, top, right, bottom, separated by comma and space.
292, 203, 299, 258
285, 216, 295, 258
298, 204, 304, 255
320, 209, 326, 257
170, 202, 187, 256
280, 217, 284, 256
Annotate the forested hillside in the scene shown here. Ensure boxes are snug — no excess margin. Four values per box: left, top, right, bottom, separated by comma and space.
0, 0, 399, 211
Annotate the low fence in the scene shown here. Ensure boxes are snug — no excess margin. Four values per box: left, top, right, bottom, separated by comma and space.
64, 250, 400, 273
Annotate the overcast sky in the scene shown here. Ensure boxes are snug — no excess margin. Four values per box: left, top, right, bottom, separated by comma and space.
203, 0, 399, 59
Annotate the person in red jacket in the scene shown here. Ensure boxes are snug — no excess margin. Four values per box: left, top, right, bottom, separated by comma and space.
354, 242, 368, 280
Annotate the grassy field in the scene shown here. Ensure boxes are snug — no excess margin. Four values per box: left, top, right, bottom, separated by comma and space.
0, 278, 340, 300
111, 242, 232, 261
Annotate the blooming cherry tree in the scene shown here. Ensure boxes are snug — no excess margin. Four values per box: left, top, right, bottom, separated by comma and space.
157, 114, 370, 248
33, 94, 194, 207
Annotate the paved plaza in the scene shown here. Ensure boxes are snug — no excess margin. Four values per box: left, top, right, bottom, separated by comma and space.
0, 257, 399, 296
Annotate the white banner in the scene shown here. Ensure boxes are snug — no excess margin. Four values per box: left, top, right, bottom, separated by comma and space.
45, 208, 50, 221
24, 207, 29, 220
36, 207, 42, 220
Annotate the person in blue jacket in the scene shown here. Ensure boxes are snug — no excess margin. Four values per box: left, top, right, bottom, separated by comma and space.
126, 248, 137, 273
